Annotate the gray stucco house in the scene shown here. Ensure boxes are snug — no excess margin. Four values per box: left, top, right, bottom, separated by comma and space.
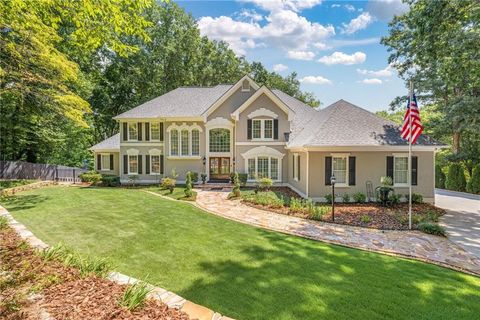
90, 75, 443, 203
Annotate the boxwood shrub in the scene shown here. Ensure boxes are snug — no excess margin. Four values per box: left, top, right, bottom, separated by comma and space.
467, 164, 480, 194
445, 163, 466, 192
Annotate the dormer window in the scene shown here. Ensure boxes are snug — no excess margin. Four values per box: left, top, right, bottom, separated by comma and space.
241, 80, 250, 92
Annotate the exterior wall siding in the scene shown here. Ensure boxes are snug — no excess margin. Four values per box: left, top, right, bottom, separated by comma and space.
307, 150, 435, 202
207, 86, 254, 121
286, 150, 308, 197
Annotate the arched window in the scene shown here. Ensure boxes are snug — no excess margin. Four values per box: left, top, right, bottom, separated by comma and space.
209, 128, 230, 153
170, 129, 179, 156
192, 129, 200, 156
181, 129, 189, 156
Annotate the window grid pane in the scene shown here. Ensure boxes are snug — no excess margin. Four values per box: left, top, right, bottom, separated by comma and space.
170, 130, 178, 156
395, 157, 408, 184
129, 155, 138, 173
151, 155, 160, 173
128, 123, 138, 140
151, 123, 160, 140
248, 158, 256, 179
333, 157, 347, 184
252, 120, 261, 139
191, 129, 199, 156
181, 130, 189, 156
209, 129, 230, 152
270, 158, 278, 180
264, 120, 273, 139
258, 157, 269, 179
101, 155, 110, 170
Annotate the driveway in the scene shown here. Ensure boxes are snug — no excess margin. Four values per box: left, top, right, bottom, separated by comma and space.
437, 189, 480, 258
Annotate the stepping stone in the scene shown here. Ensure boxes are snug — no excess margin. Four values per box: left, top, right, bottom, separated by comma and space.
181, 301, 215, 320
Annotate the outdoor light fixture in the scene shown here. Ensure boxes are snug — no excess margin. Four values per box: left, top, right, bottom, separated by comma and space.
330, 175, 336, 221
202, 156, 206, 166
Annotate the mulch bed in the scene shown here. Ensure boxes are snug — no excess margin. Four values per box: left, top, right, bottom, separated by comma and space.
241, 188, 446, 230
0, 226, 189, 320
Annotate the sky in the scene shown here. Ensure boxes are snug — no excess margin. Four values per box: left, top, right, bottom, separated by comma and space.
176, 0, 410, 112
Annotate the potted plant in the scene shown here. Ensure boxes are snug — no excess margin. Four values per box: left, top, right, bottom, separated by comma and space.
201, 173, 207, 184
376, 176, 393, 206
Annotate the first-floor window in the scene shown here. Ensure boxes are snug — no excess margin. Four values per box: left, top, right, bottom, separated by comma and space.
181, 130, 189, 156
332, 156, 347, 184
246, 156, 281, 181
170, 130, 179, 156
394, 156, 408, 185
101, 154, 110, 171
151, 155, 160, 174
192, 129, 200, 156
128, 155, 138, 174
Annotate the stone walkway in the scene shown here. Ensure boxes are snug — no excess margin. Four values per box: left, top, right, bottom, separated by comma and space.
195, 190, 480, 276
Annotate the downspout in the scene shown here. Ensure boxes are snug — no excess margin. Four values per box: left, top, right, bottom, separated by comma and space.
305, 148, 309, 198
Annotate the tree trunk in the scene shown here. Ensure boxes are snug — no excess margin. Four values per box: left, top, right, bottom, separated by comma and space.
452, 131, 461, 155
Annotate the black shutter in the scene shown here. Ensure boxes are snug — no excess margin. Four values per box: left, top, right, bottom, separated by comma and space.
97, 154, 101, 170
138, 155, 142, 174
159, 123, 164, 142
145, 155, 150, 174
297, 155, 300, 181
386, 156, 394, 180
138, 123, 142, 141
411, 156, 418, 186
123, 155, 128, 174
160, 155, 164, 174
273, 119, 279, 139
292, 155, 295, 178
109, 154, 114, 170
349, 156, 356, 186
123, 123, 128, 141
145, 123, 150, 141
325, 156, 332, 185
247, 119, 252, 140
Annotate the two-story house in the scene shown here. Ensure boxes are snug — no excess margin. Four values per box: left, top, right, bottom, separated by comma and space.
90, 75, 444, 203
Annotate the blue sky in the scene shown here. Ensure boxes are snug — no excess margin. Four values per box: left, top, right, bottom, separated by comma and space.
177, 0, 410, 112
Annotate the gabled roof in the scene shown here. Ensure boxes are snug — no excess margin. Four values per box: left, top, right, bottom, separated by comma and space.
113, 85, 232, 119
90, 133, 120, 151
287, 99, 444, 148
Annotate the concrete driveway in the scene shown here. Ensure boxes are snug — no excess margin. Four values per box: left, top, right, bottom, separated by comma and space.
436, 189, 480, 258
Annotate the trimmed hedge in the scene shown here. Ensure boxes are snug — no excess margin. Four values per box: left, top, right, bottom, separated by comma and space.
445, 163, 466, 192
467, 164, 480, 194
79, 171, 102, 184
435, 164, 446, 189
101, 175, 120, 187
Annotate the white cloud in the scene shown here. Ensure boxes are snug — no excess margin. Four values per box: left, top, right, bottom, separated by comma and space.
287, 50, 315, 60
356, 65, 393, 77
237, 9, 263, 23
330, 37, 379, 48
344, 4, 356, 12
313, 42, 330, 50
318, 51, 366, 65
331, 4, 341, 8
242, 0, 323, 12
273, 64, 288, 72
342, 12, 373, 34
300, 76, 332, 85
198, 9, 335, 55
366, 0, 409, 20
361, 78, 383, 84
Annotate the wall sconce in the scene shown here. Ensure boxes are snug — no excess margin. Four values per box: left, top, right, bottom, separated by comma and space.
202, 156, 206, 166
232, 157, 236, 166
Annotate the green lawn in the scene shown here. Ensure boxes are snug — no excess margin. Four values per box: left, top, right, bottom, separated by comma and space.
2, 186, 479, 320
147, 186, 197, 201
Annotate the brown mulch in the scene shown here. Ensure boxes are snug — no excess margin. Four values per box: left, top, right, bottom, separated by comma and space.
0, 226, 189, 320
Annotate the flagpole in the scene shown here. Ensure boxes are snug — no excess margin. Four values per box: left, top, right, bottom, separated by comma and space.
408, 81, 413, 230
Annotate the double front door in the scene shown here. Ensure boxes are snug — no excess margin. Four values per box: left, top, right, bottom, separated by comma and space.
209, 157, 230, 180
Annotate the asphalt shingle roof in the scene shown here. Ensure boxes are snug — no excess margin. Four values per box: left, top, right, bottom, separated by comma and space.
90, 133, 120, 151
287, 99, 443, 147
113, 85, 233, 119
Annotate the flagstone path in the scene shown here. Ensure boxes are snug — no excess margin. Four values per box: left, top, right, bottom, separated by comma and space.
195, 190, 480, 276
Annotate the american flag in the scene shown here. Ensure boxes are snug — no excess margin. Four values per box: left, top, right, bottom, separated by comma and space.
401, 93, 423, 144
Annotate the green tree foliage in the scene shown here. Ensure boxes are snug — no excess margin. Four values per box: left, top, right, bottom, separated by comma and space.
435, 164, 446, 189
445, 163, 467, 192
382, 0, 480, 159
467, 164, 480, 194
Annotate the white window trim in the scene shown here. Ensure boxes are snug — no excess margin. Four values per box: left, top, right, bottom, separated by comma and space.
150, 123, 161, 141
167, 123, 203, 157
128, 154, 139, 175
241, 80, 250, 92
127, 122, 138, 141
252, 118, 274, 141
247, 108, 278, 119
393, 153, 410, 187
293, 153, 299, 181
150, 154, 161, 175
100, 153, 111, 171
331, 153, 349, 187
245, 156, 282, 182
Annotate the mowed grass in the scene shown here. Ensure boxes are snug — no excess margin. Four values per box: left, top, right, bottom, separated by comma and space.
2, 186, 480, 320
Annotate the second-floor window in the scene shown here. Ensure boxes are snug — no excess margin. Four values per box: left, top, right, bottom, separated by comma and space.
192, 129, 200, 156
252, 119, 274, 140
128, 123, 138, 141
169, 125, 202, 157
181, 130, 189, 156
150, 123, 160, 141
209, 128, 230, 152
170, 130, 179, 156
